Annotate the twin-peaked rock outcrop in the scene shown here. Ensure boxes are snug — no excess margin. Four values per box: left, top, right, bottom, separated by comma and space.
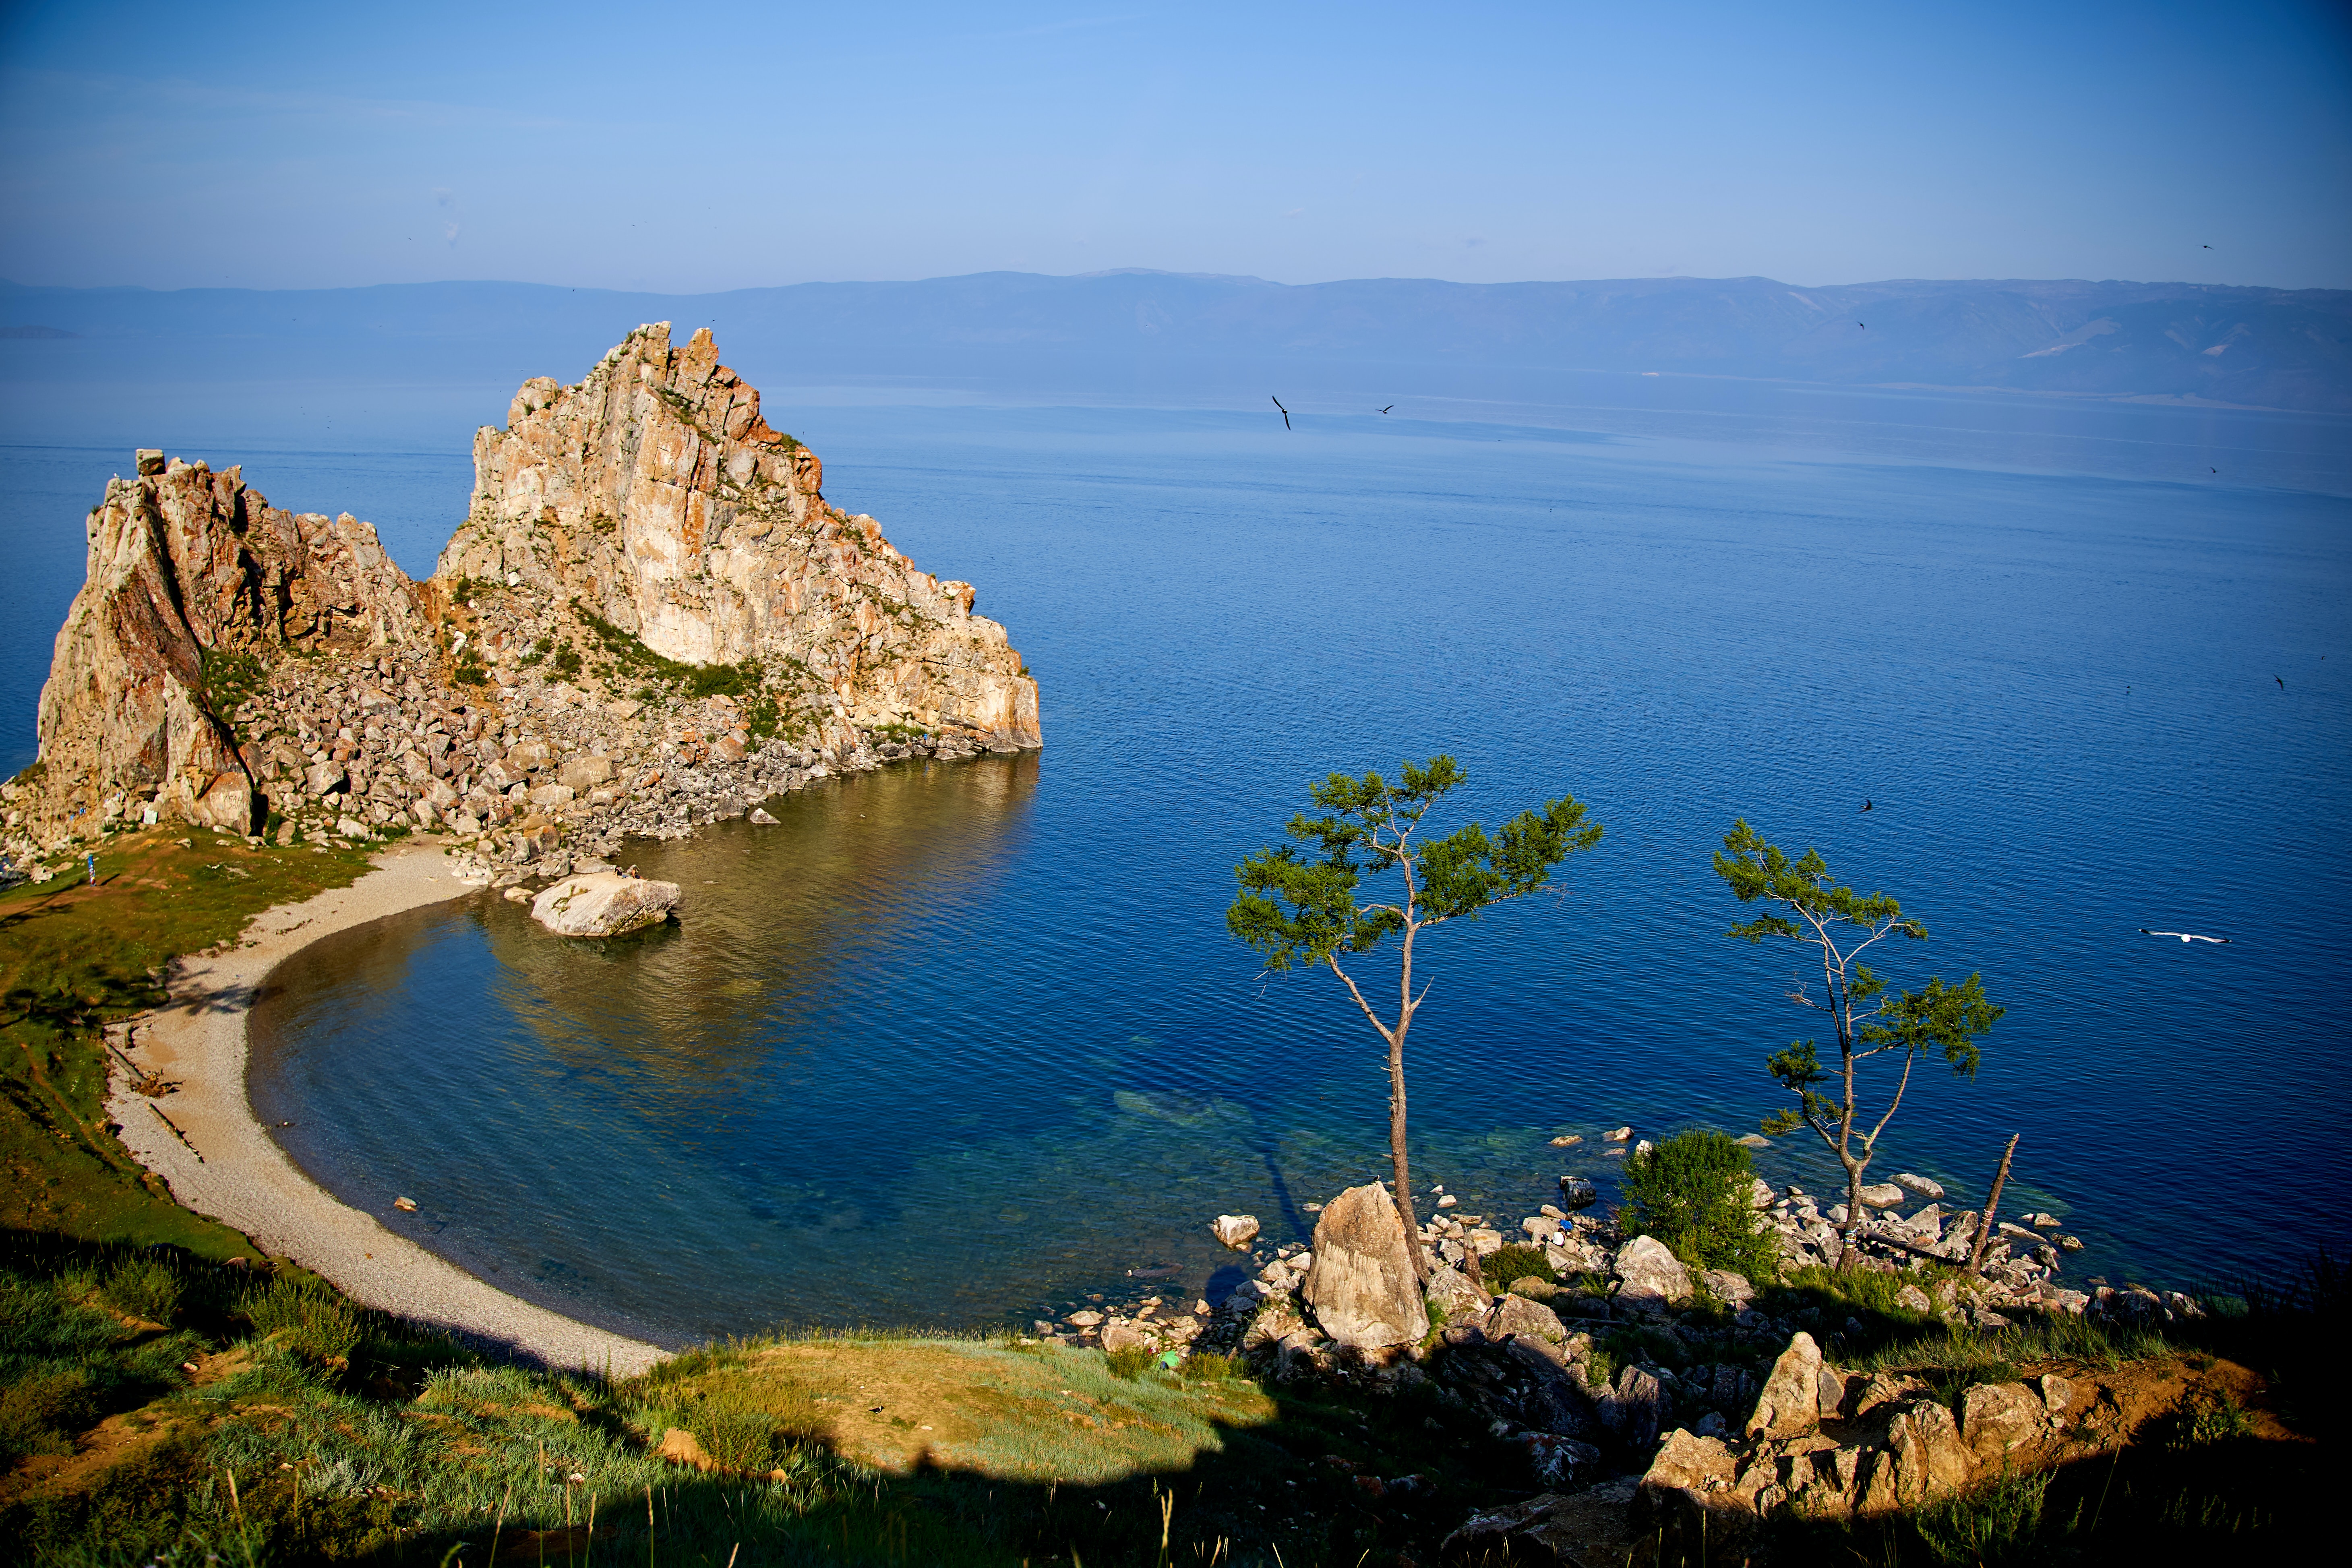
10, 326, 1040, 852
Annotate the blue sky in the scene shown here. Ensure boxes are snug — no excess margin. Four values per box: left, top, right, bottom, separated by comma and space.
2, 0, 2346, 292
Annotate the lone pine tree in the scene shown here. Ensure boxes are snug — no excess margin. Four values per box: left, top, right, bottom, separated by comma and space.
1714, 819, 2003, 1269
1229, 757, 1602, 1280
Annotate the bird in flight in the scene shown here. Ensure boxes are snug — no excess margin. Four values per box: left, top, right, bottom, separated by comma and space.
1858, 322, 1866, 329
1859, 800, 1873, 812
2141, 929, 2230, 944
1380, 405, 1394, 414
1271, 395, 1291, 430
2202, 244, 2212, 249
2277, 676, 2286, 689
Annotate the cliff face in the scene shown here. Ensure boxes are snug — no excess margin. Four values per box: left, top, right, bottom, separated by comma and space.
6, 327, 1041, 861
437, 323, 1040, 745
29, 452, 424, 838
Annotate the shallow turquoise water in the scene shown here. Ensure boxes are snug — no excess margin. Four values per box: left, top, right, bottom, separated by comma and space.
9, 386, 2349, 1343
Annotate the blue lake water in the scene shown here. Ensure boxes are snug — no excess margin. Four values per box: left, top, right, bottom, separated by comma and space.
7, 383, 2349, 1345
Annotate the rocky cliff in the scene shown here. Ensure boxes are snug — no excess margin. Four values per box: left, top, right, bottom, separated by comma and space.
4, 326, 1040, 866
24, 450, 426, 842
437, 323, 1038, 745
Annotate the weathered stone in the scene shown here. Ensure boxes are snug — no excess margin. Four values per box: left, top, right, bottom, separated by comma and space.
1599, 1364, 1670, 1448
1065, 1309, 1103, 1328
1858, 1182, 1905, 1207
557, 755, 614, 791
1611, 1235, 1692, 1313
1895, 1283, 1934, 1313
1301, 1183, 1428, 1349
2038, 1373, 2075, 1417
1700, 1268, 1755, 1308
1441, 1480, 1643, 1566
1211, 1213, 1260, 1249
1746, 1331, 1822, 1440
1894, 1172, 1946, 1200
1558, 1174, 1598, 1208
1519, 1433, 1605, 1489
530, 871, 680, 937
1099, 1320, 1148, 1353
1485, 1293, 1568, 1346
1884, 1398, 1975, 1505
1961, 1382, 2045, 1462
1423, 1264, 1489, 1323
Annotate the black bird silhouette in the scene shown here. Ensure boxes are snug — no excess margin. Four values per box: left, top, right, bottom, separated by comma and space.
2277, 676, 2285, 689
2211, 467, 2218, 474
2202, 244, 2212, 249
1271, 395, 1291, 430
1380, 405, 1394, 414
1859, 800, 1873, 812
1858, 322, 1865, 329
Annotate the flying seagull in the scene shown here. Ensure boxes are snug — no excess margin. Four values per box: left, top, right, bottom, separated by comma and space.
1380, 405, 1394, 414
1859, 800, 1873, 812
2141, 929, 2230, 944
1271, 395, 1291, 430
2277, 676, 2286, 689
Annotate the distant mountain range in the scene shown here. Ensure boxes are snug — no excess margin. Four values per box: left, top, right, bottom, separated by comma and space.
4, 271, 2347, 414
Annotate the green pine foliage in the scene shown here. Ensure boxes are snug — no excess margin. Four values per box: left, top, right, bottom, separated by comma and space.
1620, 1128, 1780, 1281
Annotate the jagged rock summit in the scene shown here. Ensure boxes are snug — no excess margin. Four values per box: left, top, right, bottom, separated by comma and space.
440, 323, 1038, 745
5, 327, 1041, 863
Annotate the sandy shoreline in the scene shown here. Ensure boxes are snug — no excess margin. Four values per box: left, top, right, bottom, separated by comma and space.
107, 843, 666, 1376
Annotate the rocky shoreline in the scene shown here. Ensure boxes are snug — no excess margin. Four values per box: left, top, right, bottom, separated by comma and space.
1027, 1145, 2208, 1554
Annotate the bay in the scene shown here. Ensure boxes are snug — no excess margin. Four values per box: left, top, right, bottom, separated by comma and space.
8, 386, 2347, 1343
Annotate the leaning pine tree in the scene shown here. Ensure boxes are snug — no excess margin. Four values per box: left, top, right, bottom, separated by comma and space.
1714, 819, 2004, 1270
1228, 757, 1603, 1282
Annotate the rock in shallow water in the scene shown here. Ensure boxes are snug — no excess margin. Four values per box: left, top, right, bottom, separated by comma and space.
530, 871, 680, 936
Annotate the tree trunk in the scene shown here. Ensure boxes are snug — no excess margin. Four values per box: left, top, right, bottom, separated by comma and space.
1836, 1158, 1867, 1272
1388, 1034, 1429, 1283
1968, 1134, 2020, 1276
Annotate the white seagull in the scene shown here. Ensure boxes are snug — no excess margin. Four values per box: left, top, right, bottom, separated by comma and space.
2141, 929, 2231, 944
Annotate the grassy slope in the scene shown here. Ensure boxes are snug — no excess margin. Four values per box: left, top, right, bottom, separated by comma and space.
2, 826, 376, 1255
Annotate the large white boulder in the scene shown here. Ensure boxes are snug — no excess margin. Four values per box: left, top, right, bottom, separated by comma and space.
530, 871, 679, 937
1301, 1183, 1429, 1349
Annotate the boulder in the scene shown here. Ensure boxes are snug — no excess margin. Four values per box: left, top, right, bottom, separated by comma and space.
557, 755, 614, 791
2038, 1374, 2075, 1417
1100, 1320, 1149, 1354
1611, 1235, 1692, 1313
1638, 1428, 1745, 1531
1960, 1382, 2045, 1462
1858, 1182, 1905, 1208
1894, 1172, 1946, 1200
1746, 1331, 1822, 1441
1700, 1268, 1755, 1308
1424, 1264, 1489, 1323
1519, 1433, 1605, 1489
1441, 1480, 1643, 1567
187, 770, 254, 832
1882, 1398, 1975, 1506
530, 871, 680, 936
1558, 1174, 1598, 1208
1301, 1183, 1429, 1349
1211, 1213, 1260, 1249
1485, 1293, 1569, 1346
749, 807, 779, 824
1598, 1364, 1670, 1448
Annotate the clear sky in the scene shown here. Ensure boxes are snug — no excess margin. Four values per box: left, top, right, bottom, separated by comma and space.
2, 0, 2346, 293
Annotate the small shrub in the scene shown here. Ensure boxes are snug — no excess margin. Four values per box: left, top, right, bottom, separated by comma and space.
242, 1274, 359, 1365
1911, 1470, 2050, 1562
688, 1390, 788, 1471
1487, 1244, 1555, 1289
552, 645, 582, 678
2166, 1386, 2253, 1449
1622, 1128, 1779, 1280
1180, 1350, 1243, 1383
1104, 1347, 1156, 1380
101, 1256, 182, 1323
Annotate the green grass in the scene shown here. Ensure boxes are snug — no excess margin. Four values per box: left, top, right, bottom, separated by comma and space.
1484, 1243, 1553, 1290
0, 828, 372, 1254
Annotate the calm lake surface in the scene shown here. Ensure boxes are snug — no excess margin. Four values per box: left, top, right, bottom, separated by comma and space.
7, 381, 2348, 1345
